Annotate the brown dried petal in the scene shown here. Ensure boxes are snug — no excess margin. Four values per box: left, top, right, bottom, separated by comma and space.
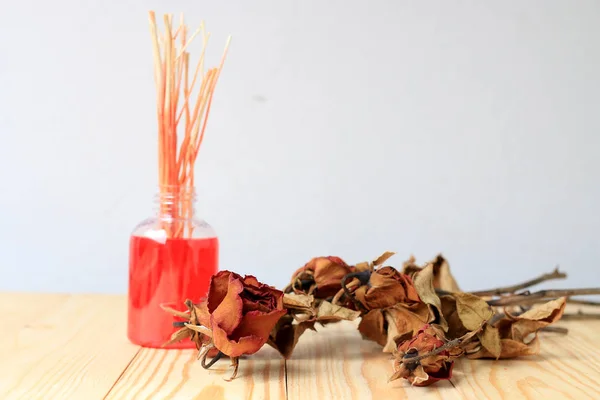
213, 308, 287, 357
392, 324, 455, 386
383, 304, 430, 352
211, 275, 244, 335
373, 251, 396, 266
358, 309, 387, 346
355, 267, 421, 310
207, 270, 235, 313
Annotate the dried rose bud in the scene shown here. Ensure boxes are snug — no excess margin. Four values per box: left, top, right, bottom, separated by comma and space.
207, 271, 287, 358
291, 256, 352, 298
354, 267, 421, 310
390, 324, 455, 387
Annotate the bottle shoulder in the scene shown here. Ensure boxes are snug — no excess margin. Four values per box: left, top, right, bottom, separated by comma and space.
131, 217, 217, 240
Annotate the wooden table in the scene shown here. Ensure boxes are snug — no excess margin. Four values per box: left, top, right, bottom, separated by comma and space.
1, 293, 599, 399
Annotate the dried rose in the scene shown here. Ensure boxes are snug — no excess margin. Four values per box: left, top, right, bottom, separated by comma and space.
354, 267, 421, 310
206, 271, 288, 358
290, 256, 352, 298
390, 324, 456, 387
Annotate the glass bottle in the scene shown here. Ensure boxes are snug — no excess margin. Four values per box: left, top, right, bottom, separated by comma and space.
127, 185, 219, 348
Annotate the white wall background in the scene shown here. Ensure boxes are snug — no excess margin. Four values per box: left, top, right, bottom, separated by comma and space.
1, 1, 599, 294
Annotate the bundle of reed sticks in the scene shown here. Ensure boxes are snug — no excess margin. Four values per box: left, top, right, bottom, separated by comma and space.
147, 11, 230, 238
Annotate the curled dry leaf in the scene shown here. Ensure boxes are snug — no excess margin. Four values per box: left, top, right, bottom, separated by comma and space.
439, 295, 468, 339
161, 301, 212, 350
402, 254, 460, 292
478, 324, 501, 359
468, 297, 567, 359
283, 293, 314, 310
413, 264, 448, 331
268, 299, 360, 358
316, 301, 361, 322
267, 314, 316, 359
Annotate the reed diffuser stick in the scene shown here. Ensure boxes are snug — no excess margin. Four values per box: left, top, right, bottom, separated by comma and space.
147, 11, 230, 238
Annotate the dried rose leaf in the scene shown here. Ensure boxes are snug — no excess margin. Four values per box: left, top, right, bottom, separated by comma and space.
160, 304, 190, 319
401, 254, 460, 293
440, 295, 468, 340
413, 264, 448, 330
497, 297, 567, 343
268, 317, 316, 359
164, 327, 192, 346
316, 301, 361, 321
468, 336, 541, 359
478, 324, 501, 359
430, 255, 461, 292
184, 323, 213, 337
468, 297, 566, 360
453, 292, 494, 331
283, 293, 314, 310
518, 297, 567, 322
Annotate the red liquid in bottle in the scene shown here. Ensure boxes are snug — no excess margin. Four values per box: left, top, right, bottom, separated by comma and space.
127, 236, 218, 348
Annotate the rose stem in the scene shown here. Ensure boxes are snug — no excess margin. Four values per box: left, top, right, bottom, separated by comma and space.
540, 326, 569, 334
487, 288, 600, 306
560, 311, 600, 320
201, 350, 224, 369
401, 337, 465, 366
566, 299, 600, 306
341, 270, 371, 311
470, 267, 566, 297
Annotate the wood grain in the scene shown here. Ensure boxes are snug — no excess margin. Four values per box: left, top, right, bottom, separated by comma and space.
452, 318, 600, 400
2, 294, 599, 399
286, 315, 600, 400
105, 344, 286, 399
286, 320, 462, 400
0, 292, 139, 399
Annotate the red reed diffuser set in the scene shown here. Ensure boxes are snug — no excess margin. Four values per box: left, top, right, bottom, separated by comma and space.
127, 11, 231, 348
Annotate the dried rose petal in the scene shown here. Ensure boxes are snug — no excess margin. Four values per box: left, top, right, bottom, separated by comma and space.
354, 267, 421, 310
291, 256, 352, 298
202, 271, 287, 357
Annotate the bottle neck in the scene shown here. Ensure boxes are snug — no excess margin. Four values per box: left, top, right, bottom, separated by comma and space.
154, 185, 196, 220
